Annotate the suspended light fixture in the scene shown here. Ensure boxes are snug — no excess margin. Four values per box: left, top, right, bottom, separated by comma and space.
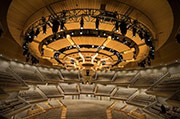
52, 19, 59, 33
42, 24, 47, 34
115, 20, 119, 32
120, 20, 127, 35
41, 17, 47, 34
31, 56, 39, 65
138, 29, 144, 40
95, 17, 99, 30
132, 27, 137, 37
26, 29, 35, 43
80, 17, 84, 29
34, 28, 40, 37
23, 9, 154, 71
60, 20, 65, 31
132, 20, 138, 37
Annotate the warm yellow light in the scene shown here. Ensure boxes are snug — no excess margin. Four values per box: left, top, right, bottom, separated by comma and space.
42, 56, 51, 60
79, 52, 85, 63
66, 34, 75, 45
118, 65, 124, 68
91, 53, 98, 63
125, 58, 135, 62
43, 45, 54, 52
123, 48, 135, 54
103, 36, 111, 47
52, 63, 59, 66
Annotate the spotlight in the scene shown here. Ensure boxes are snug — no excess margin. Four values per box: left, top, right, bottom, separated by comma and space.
42, 24, 47, 34
95, 17, 99, 30
115, 20, 119, 32
25, 53, 30, 62
138, 60, 146, 68
138, 29, 144, 40
54, 52, 60, 58
52, 19, 59, 33
34, 28, 40, 37
26, 30, 35, 42
120, 20, 127, 35
147, 57, 151, 66
80, 30, 83, 35
41, 48, 44, 56
71, 32, 74, 35
31, 56, 39, 65
80, 17, 84, 29
41, 17, 47, 34
23, 49, 28, 56
112, 34, 115, 39
149, 51, 155, 60
144, 31, 150, 38
132, 27, 137, 37
60, 20, 65, 31
52, 34, 57, 41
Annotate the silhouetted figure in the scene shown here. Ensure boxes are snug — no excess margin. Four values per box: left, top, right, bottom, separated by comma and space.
161, 104, 166, 114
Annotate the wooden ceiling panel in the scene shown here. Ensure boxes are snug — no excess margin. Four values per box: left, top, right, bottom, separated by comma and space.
48, 39, 71, 50
72, 37, 106, 45
106, 40, 129, 52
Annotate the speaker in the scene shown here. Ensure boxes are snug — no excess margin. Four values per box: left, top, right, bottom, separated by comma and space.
176, 34, 180, 44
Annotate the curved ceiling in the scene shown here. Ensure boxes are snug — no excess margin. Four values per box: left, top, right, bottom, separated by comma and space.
7, 0, 173, 49
5, 0, 174, 71
0, 0, 180, 119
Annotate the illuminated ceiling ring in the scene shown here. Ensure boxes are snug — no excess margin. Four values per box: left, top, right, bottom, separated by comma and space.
38, 29, 139, 69
38, 29, 139, 56
22, 8, 154, 69
24, 8, 154, 37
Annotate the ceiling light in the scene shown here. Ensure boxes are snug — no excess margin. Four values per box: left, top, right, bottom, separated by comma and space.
71, 32, 74, 35
60, 20, 65, 31
132, 20, 138, 37
120, 20, 127, 35
42, 24, 47, 34
95, 17, 99, 30
27, 30, 35, 42
138, 30, 144, 40
115, 20, 119, 32
80, 17, 84, 29
54, 52, 60, 59
31, 56, 39, 65
23, 9, 154, 74
34, 28, 40, 37
52, 19, 59, 33
132, 27, 137, 37
80, 30, 83, 35
98, 30, 100, 37
42, 56, 51, 60
66, 34, 75, 45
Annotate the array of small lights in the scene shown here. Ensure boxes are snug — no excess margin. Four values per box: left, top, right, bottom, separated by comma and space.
22, 9, 155, 70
